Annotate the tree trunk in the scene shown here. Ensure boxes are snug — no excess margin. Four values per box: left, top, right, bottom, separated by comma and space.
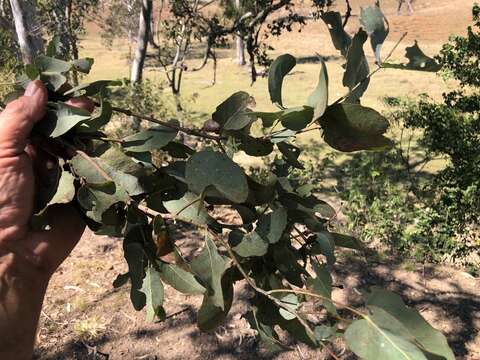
236, 35, 245, 65
9, 0, 43, 64
130, 0, 152, 84
235, 0, 245, 65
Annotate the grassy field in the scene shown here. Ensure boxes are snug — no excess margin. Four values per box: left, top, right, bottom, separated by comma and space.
80, 0, 471, 119
76, 0, 467, 177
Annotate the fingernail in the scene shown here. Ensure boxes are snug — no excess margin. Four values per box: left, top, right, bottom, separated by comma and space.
25, 80, 41, 97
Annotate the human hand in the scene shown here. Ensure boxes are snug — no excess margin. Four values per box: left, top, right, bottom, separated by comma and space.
0, 80, 92, 278
0, 80, 95, 359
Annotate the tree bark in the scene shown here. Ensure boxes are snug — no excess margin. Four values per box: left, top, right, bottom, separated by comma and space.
9, 0, 43, 64
235, 0, 245, 65
130, 0, 152, 84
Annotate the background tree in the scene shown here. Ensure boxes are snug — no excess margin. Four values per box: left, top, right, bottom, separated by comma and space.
130, 0, 153, 83
8, 0, 43, 63
99, 0, 141, 62
234, 0, 245, 65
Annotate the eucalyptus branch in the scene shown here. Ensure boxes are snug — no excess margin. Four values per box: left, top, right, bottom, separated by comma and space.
207, 229, 317, 341
106, 104, 224, 141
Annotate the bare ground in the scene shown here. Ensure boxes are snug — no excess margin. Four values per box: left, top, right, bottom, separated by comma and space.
34, 228, 479, 360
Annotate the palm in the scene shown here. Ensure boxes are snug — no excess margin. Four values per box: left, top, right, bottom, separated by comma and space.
0, 82, 88, 275
0, 153, 35, 240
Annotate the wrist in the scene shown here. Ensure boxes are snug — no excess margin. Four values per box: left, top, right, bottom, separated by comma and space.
0, 251, 50, 291
0, 247, 50, 360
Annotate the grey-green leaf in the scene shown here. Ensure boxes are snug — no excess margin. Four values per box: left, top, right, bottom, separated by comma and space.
70, 146, 147, 196
315, 232, 336, 267
212, 91, 255, 130
280, 106, 314, 131
47, 169, 76, 206
343, 29, 370, 103
366, 288, 455, 360
185, 150, 249, 203
157, 262, 206, 295
230, 230, 269, 258
268, 54, 296, 108
122, 124, 178, 152
307, 58, 329, 120
331, 232, 364, 250
322, 103, 390, 135
404, 41, 442, 72
77, 182, 129, 222
256, 207, 288, 244
360, 5, 389, 64
72, 58, 94, 74
35, 55, 72, 74
163, 192, 217, 227
197, 275, 234, 331
320, 103, 393, 152
278, 294, 299, 320
36, 103, 91, 138
306, 263, 337, 315
64, 80, 122, 96
190, 236, 230, 310
321, 12, 352, 57
123, 241, 146, 311
141, 266, 165, 322
245, 308, 285, 352
76, 97, 112, 133
345, 307, 429, 360
238, 136, 274, 157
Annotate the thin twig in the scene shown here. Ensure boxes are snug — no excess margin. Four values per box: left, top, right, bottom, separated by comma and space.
343, 0, 352, 28
295, 344, 306, 359
323, 344, 342, 360
96, 102, 224, 142
266, 288, 364, 318
165, 307, 190, 320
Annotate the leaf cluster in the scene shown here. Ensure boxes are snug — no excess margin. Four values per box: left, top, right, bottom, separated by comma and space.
0, 30, 456, 359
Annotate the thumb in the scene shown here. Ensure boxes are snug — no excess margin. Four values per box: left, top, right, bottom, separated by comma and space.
0, 80, 47, 157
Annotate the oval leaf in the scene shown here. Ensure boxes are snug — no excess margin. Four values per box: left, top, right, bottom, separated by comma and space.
307, 58, 329, 120
346, 307, 429, 360
268, 54, 296, 108
35, 103, 91, 138
280, 106, 314, 131
122, 124, 178, 152
158, 262, 206, 295
140, 266, 165, 322
185, 150, 249, 203
212, 91, 255, 130
320, 103, 393, 152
